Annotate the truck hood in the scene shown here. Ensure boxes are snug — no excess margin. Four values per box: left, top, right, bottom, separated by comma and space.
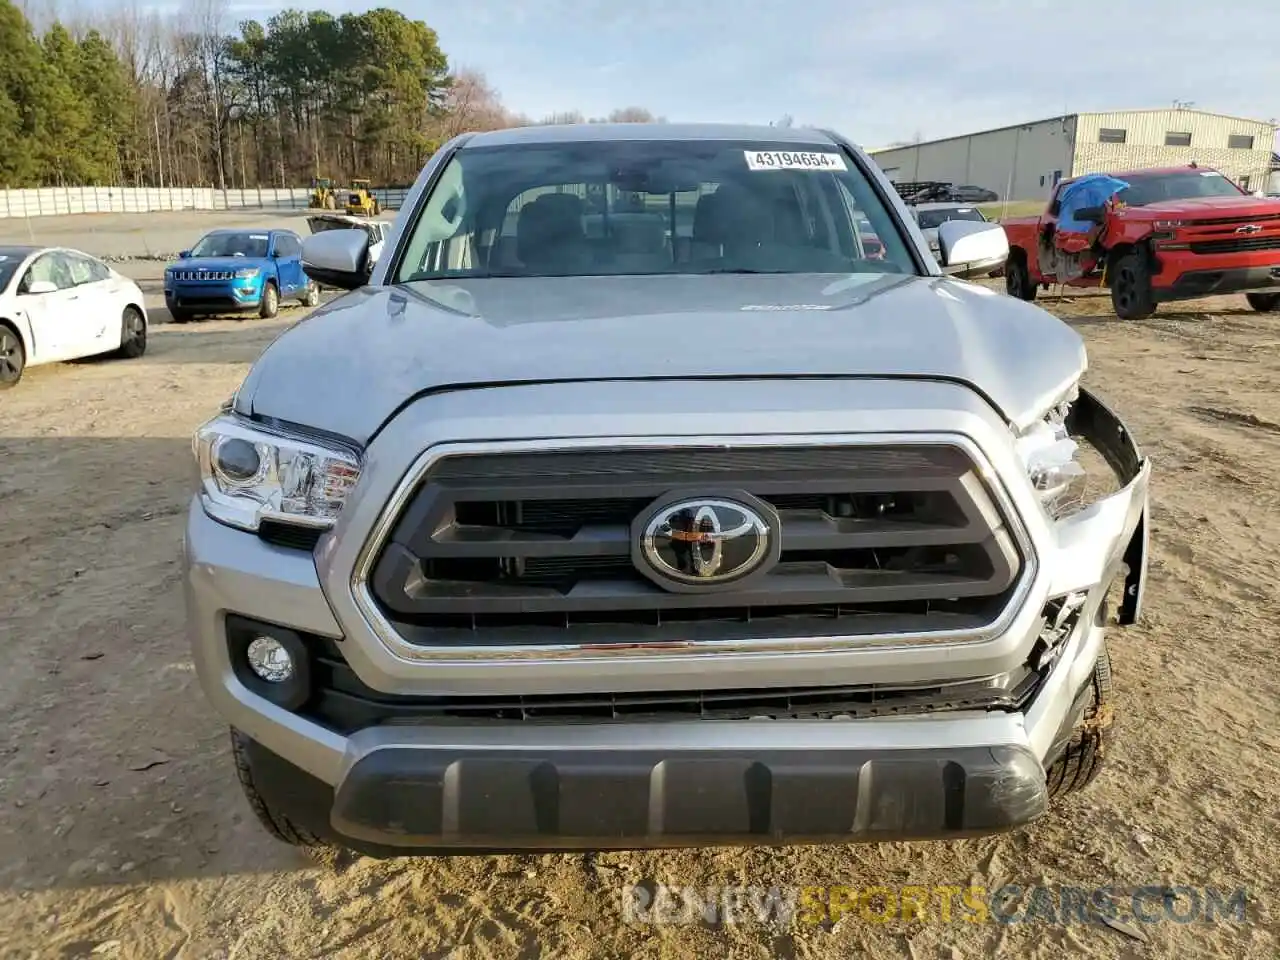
235, 272, 1086, 445
1122, 194, 1280, 219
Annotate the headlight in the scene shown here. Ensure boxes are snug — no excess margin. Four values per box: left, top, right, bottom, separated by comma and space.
193, 415, 361, 532
235, 267, 261, 279
1014, 387, 1087, 519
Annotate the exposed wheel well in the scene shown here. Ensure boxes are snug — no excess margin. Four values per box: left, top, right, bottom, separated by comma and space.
1105, 242, 1145, 284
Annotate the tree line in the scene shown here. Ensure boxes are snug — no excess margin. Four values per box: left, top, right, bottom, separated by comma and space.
0, 0, 661, 189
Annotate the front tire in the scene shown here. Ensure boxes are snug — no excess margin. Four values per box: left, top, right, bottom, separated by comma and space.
115, 306, 147, 359
1046, 648, 1115, 799
0, 325, 25, 390
1005, 253, 1037, 300
1245, 292, 1280, 312
230, 728, 330, 851
259, 281, 280, 319
1110, 252, 1156, 320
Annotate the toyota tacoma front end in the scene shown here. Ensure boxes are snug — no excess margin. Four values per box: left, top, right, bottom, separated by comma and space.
183, 123, 1150, 857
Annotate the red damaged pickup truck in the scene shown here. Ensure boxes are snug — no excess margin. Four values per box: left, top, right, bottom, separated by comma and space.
1002, 164, 1280, 319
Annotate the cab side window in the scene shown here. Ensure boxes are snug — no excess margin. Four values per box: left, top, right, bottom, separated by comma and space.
18, 252, 74, 293
274, 234, 301, 259
66, 254, 95, 286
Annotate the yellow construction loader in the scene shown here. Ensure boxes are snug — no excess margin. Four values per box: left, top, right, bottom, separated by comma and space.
308, 177, 337, 210
344, 179, 381, 217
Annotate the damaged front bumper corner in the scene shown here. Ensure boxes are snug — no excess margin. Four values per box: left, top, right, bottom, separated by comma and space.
1056, 387, 1152, 625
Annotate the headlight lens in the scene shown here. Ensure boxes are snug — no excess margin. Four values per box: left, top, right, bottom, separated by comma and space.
235, 267, 261, 279
193, 415, 361, 532
1015, 389, 1087, 519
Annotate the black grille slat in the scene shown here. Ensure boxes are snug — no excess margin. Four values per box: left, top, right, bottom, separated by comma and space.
429, 446, 961, 482
304, 645, 1044, 731
1179, 213, 1280, 227
172, 269, 236, 280
370, 444, 1023, 644
1189, 236, 1280, 254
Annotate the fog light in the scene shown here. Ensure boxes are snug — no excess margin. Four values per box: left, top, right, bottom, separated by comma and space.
246, 635, 295, 682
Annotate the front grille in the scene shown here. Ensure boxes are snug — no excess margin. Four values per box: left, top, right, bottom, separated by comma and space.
302, 635, 1043, 732
1179, 213, 1280, 227
1189, 235, 1280, 255
367, 444, 1024, 646
171, 270, 235, 280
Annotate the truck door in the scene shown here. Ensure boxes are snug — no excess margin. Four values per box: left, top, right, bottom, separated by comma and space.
272, 233, 304, 295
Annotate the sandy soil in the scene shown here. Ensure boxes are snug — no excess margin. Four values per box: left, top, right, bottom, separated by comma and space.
0, 280, 1277, 959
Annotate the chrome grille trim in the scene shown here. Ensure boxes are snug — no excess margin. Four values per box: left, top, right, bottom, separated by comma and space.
172, 270, 236, 281
347, 433, 1039, 663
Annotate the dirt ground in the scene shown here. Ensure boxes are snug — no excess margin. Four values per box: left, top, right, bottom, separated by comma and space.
0, 268, 1278, 958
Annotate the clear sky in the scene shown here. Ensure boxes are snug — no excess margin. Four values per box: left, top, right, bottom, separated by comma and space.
115, 0, 1280, 149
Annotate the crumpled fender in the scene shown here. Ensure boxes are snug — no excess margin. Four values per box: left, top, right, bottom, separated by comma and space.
1065, 387, 1150, 625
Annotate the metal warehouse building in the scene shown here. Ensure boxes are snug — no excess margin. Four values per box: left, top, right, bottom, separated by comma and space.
868, 108, 1277, 201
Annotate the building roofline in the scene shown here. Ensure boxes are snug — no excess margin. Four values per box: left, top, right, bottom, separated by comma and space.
868, 115, 1076, 155
1077, 106, 1277, 128
869, 108, 1277, 156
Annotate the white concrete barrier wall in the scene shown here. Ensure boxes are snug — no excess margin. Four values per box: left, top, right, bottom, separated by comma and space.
0, 186, 413, 218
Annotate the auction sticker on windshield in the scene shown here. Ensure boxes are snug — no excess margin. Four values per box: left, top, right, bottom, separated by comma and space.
745, 150, 847, 172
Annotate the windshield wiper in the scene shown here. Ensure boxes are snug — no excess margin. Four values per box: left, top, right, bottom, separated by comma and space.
696, 268, 789, 275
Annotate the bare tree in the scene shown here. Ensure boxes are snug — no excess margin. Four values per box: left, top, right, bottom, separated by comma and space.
540, 110, 586, 125
607, 106, 657, 123
441, 67, 515, 138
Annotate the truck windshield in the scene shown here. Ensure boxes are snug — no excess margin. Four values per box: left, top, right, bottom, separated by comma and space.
394, 139, 918, 281
916, 207, 986, 229
189, 233, 270, 258
1116, 171, 1245, 206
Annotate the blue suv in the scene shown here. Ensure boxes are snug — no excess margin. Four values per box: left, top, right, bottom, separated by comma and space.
164, 228, 319, 323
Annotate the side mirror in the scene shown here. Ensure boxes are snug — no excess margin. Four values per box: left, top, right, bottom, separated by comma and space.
178, 250, 190, 259
23, 280, 58, 295
1072, 206, 1105, 224
937, 220, 1010, 279
301, 229, 373, 291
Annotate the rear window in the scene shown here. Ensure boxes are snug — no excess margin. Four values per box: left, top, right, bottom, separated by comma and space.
394, 138, 919, 281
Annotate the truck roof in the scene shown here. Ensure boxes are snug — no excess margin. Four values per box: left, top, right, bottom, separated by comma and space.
462, 122, 839, 149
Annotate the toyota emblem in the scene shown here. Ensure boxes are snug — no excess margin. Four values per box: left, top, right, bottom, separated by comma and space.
633, 494, 779, 591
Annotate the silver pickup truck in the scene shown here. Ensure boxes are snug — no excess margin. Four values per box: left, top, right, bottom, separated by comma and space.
184, 123, 1150, 859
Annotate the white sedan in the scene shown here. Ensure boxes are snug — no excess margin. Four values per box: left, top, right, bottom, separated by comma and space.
0, 245, 148, 389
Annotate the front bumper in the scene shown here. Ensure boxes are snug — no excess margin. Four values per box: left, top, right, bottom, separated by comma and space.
1153, 264, 1280, 301
184, 381, 1150, 853
165, 281, 263, 311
